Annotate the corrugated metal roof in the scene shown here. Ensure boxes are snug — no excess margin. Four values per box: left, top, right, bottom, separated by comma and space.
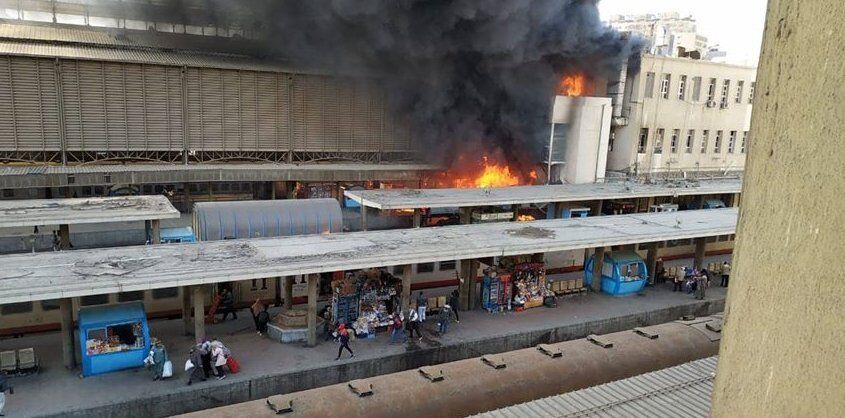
472, 356, 718, 418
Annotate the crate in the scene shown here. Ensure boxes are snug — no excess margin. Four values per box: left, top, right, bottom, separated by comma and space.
0, 350, 15, 372
18, 347, 37, 370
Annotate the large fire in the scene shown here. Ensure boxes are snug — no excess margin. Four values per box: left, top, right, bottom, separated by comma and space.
428, 156, 538, 189
557, 73, 594, 97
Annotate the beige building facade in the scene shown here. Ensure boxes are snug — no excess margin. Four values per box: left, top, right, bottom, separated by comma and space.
608, 54, 757, 178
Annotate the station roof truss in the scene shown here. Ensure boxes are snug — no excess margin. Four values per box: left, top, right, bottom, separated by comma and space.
344, 179, 743, 210
0, 208, 737, 304
0, 195, 180, 228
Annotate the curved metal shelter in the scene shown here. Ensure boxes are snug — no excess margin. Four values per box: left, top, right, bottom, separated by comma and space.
192, 198, 343, 241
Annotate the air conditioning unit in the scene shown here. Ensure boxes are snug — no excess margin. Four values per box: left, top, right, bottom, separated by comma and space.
705, 100, 716, 108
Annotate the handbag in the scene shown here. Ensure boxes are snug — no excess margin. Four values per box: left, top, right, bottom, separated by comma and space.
226, 356, 240, 374
185, 359, 195, 372
162, 360, 173, 378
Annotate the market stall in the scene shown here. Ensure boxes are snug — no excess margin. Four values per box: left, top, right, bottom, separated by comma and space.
78, 301, 150, 377
511, 263, 546, 309
331, 269, 400, 338
584, 250, 648, 296
482, 271, 512, 312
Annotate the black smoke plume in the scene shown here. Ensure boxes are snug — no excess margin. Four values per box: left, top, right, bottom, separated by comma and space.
164, 1, 643, 174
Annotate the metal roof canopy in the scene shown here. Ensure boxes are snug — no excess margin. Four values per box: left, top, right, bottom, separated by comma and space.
0, 208, 737, 304
0, 195, 179, 228
472, 356, 719, 418
344, 179, 743, 210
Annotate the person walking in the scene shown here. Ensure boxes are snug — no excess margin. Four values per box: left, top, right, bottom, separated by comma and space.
695, 273, 708, 300
449, 289, 461, 322
250, 299, 265, 334
149, 339, 168, 381
211, 341, 227, 380
256, 305, 270, 336
199, 339, 212, 379
334, 324, 354, 360
437, 304, 457, 335
388, 312, 407, 344
186, 346, 206, 386
721, 261, 732, 287
406, 307, 422, 341
220, 289, 237, 321
416, 292, 427, 322
0, 372, 13, 417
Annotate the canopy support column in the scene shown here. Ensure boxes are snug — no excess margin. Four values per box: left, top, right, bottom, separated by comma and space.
60, 298, 75, 370
694, 237, 707, 270
361, 206, 368, 231
150, 219, 161, 245
645, 243, 658, 284
307, 274, 318, 347
591, 247, 606, 293
401, 264, 413, 311
59, 223, 70, 250
459, 259, 480, 310
192, 286, 206, 344
412, 209, 421, 228
283, 276, 294, 310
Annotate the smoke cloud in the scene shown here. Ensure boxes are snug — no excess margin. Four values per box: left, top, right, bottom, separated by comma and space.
172, 1, 643, 173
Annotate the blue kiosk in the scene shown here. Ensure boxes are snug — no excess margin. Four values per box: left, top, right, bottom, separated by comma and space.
584, 250, 648, 296
79, 302, 151, 377
159, 226, 197, 243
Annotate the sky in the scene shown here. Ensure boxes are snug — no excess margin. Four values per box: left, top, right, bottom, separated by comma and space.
597, 0, 769, 66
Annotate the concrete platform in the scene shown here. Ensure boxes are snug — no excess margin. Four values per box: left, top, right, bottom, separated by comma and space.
0, 253, 731, 418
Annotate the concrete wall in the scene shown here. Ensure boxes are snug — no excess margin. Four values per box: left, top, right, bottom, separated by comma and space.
550, 96, 612, 184
609, 54, 756, 176
711, 1, 845, 417
53, 299, 724, 418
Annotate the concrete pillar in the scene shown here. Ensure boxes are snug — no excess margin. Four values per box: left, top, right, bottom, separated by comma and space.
730, 192, 740, 208
592, 199, 604, 216
361, 206, 368, 231
459, 207, 472, 225
192, 286, 206, 344
412, 209, 421, 228
547, 202, 559, 219
150, 219, 161, 244
207, 182, 213, 200
59, 223, 70, 250
283, 276, 294, 309
591, 247, 605, 293
511, 204, 519, 221
270, 182, 276, 200
459, 259, 480, 310
693, 237, 706, 270
274, 277, 283, 306
182, 286, 192, 336
645, 243, 658, 284
712, 2, 845, 415
335, 182, 344, 206
59, 298, 76, 369
646, 196, 655, 212
183, 183, 192, 211
401, 264, 413, 311
307, 274, 318, 347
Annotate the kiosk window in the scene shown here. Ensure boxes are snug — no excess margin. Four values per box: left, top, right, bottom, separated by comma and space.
86, 322, 145, 355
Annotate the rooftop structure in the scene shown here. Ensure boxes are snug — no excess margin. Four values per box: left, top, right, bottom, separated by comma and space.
0, 195, 179, 228
0, 208, 737, 304
473, 356, 718, 417
345, 179, 742, 210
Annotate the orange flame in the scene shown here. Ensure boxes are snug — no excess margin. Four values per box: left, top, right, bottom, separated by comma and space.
451, 157, 522, 188
516, 214, 536, 222
558, 74, 592, 97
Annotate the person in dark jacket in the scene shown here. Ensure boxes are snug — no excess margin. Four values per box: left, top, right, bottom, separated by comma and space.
220, 289, 237, 321
334, 324, 354, 360
199, 339, 212, 378
186, 346, 206, 386
256, 305, 270, 335
437, 305, 457, 335
449, 289, 461, 322
0, 372, 13, 416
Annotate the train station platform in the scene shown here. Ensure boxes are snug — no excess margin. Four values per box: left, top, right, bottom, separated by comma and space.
0, 255, 730, 418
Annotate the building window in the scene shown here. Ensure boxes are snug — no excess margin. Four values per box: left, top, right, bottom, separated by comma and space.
417, 263, 435, 274
644, 72, 656, 98
728, 131, 737, 153
685, 130, 694, 153
118, 291, 145, 302
748, 82, 756, 104
714, 130, 723, 153
707, 78, 717, 102
700, 130, 709, 153
1, 302, 33, 315
736, 81, 744, 103
261, 278, 268, 290
692, 76, 702, 101
81, 294, 110, 306
660, 74, 671, 99
41, 300, 61, 311
250, 279, 258, 291
653, 129, 665, 154
670, 129, 680, 153
439, 260, 457, 271
720, 80, 731, 107
152, 287, 179, 299
678, 75, 687, 100
741, 131, 749, 153
638, 128, 649, 153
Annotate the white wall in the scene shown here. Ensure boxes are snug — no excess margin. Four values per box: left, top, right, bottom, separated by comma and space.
550, 96, 612, 184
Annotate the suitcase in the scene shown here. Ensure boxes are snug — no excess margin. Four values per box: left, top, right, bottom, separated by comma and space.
226, 356, 241, 374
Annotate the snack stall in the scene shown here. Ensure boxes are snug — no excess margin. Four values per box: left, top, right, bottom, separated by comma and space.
331, 269, 400, 338
511, 263, 547, 309
78, 302, 150, 377
584, 250, 648, 296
